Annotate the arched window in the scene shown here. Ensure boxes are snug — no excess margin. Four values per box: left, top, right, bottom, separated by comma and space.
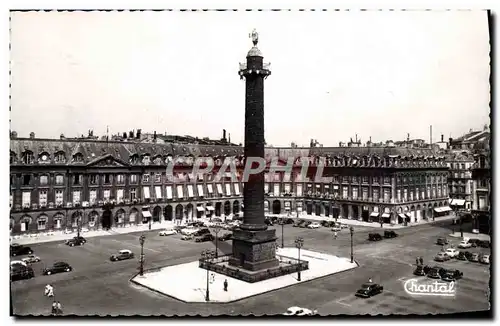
38, 151, 51, 164
54, 151, 66, 163
10, 151, 17, 164
22, 150, 35, 164
72, 152, 84, 163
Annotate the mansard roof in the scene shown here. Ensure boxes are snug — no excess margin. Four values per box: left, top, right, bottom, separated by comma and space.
10, 137, 445, 167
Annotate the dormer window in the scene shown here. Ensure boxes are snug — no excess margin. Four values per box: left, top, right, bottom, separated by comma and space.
38, 151, 50, 163
153, 155, 163, 165
22, 150, 35, 164
54, 151, 66, 163
10, 152, 17, 164
141, 155, 151, 165
73, 153, 84, 163
129, 154, 139, 165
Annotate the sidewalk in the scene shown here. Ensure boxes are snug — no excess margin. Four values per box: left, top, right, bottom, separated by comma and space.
295, 213, 457, 230
448, 232, 490, 241
10, 221, 176, 246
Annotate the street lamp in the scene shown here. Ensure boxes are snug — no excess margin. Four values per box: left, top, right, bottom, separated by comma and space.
350, 226, 354, 263
212, 224, 222, 258
294, 237, 304, 281
201, 249, 216, 301
139, 234, 146, 276
279, 218, 285, 248
145, 198, 152, 230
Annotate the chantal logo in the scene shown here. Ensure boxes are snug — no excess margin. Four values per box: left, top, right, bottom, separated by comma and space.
404, 278, 456, 297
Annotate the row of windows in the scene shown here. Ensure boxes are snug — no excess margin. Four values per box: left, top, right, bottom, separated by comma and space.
12, 181, 448, 209
12, 172, 449, 187
12, 183, 243, 208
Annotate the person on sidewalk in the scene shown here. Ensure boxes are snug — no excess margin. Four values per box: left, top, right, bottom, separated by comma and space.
419, 257, 424, 266
44, 284, 54, 298
334, 231, 338, 239
51, 301, 57, 315
56, 301, 62, 315
223, 279, 228, 292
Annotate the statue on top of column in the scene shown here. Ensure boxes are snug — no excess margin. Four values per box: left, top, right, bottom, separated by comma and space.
250, 29, 259, 46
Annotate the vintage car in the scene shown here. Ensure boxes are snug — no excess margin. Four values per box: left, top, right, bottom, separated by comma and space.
355, 283, 384, 298
42, 262, 73, 275
110, 249, 135, 261
21, 255, 41, 264
282, 306, 318, 316
159, 229, 177, 236
368, 233, 383, 241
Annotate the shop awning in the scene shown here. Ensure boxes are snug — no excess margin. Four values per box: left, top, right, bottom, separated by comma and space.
381, 213, 390, 218
441, 206, 452, 212
206, 206, 215, 211
142, 211, 152, 218
450, 199, 466, 206
398, 213, 406, 219
297, 207, 303, 212
285, 207, 290, 211
405, 212, 412, 217
370, 212, 379, 217
196, 206, 205, 212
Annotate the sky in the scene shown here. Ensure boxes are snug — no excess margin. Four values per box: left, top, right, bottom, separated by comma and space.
9, 10, 490, 147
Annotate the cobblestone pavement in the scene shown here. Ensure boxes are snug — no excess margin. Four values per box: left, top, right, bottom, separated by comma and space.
11, 220, 490, 316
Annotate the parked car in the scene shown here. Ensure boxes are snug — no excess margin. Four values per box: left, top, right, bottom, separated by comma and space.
219, 233, 232, 241
467, 239, 480, 247
427, 266, 445, 279
355, 283, 384, 298
368, 233, 383, 241
181, 234, 194, 241
308, 222, 321, 229
321, 220, 331, 227
110, 249, 134, 261
21, 255, 41, 264
458, 240, 472, 249
195, 234, 215, 242
480, 254, 490, 264
384, 230, 398, 238
441, 269, 463, 282
10, 245, 34, 257
265, 218, 274, 226
65, 238, 85, 247
457, 251, 471, 261
445, 248, 460, 258
159, 229, 177, 236
181, 227, 200, 236
436, 237, 449, 245
468, 252, 481, 263
42, 262, 72, 275
11, 264, 35, 282
282, 306, 318, 316
73, 236, 87, 243
301, 221, 312, 228
293, 220, 305, 227
478, 240, 491, 248
193, 228, 211, 237
188, 221, 205, 228
434, 252, 451, 262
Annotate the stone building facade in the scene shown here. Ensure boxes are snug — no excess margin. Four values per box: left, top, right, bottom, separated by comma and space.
10, 137, 450, 234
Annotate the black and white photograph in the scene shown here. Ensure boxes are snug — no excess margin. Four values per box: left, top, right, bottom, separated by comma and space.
8, 8, 493, 317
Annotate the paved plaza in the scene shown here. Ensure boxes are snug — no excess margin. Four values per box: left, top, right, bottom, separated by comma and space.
11, 219, 490, 316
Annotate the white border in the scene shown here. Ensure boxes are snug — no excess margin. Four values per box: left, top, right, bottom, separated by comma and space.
3, 1, 498, 325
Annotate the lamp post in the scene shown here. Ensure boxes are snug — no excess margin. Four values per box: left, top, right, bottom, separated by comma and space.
212, 224, 222, 258
139, 234, 146, 276
280, 218, 285, 248
350, 226, 354, 263
146, 198, 152, 230
201, 250, 215, 302
294, 237, 304, 281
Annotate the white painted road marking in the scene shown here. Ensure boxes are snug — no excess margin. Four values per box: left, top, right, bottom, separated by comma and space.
336, 300, 352, 307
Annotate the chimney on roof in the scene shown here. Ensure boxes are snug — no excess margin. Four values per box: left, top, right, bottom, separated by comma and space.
228, 133, 231, 143
129, 130, 134, 139
29, 132, 35, 139
441, 134, 444, 142
136, 129, 142, 139
123, 132, 127, 139
222, 129, 227, 142
10, 131, 17, 139
153, 131, 157, 140
60, 133, 65, 140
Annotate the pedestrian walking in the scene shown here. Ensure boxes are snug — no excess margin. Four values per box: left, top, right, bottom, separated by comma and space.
44, 284, 54, 298
419, 257, 424, 266
415, 257, 419, 266
334, 231, 338, 239
56, 301, 62, 315
223, 279, 228, 292
51, 301, 57, 315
